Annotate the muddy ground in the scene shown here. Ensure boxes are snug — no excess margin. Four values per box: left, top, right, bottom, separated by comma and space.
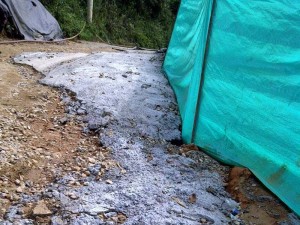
0, 38, 298, 225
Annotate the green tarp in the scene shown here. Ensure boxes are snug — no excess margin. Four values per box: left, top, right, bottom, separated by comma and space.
163, 0, 300, 215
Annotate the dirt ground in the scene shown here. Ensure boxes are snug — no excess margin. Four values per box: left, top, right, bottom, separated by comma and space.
0, 39, 119, 222
0, 38, 296, 224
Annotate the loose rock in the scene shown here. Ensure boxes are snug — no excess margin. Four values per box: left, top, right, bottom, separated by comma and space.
33, 200, 52, 216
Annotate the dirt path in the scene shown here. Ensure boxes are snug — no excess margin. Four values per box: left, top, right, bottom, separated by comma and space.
0, 41, 118, 223
0, 39, 298, 225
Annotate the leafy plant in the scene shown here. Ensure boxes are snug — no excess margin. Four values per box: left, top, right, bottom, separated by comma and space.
41, 0, 180, 48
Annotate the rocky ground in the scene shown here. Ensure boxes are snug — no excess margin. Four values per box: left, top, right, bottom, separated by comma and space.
0, 38, 299, 225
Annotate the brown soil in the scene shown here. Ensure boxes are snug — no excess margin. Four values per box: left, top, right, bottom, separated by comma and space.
0, 37, 293, 224
0, 39, 117, 219
227, 167, 291, 225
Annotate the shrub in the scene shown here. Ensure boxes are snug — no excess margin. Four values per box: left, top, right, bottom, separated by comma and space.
41, 0, 180, 48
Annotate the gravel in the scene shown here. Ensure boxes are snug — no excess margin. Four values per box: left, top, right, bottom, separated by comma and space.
6, 51, 239, 224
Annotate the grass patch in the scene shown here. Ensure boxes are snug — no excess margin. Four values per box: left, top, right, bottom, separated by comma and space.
41, 0, 179, 48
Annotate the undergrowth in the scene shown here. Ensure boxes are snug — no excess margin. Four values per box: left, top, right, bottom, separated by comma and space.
41, 0, 180, 48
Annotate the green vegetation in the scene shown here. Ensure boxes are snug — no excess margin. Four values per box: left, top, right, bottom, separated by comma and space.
41, 0, 180, 48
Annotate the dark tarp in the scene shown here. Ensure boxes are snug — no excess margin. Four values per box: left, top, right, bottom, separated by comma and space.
1, 0, 63, 40
0, 1, 9, 32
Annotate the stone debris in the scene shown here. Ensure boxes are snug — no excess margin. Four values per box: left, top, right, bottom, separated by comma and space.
33, 200, 52, 216
67, 192, 79, 200
0, 45, 297, 225
188, 193, 197, 204
0, 64, 115, 222
105, 179, 113, 185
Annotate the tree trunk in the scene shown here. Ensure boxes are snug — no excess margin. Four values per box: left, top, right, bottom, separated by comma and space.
87, 0, 93, 23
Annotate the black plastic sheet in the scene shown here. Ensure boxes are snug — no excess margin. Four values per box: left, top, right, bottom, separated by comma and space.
1, 0, 63, 40
0, 1, 9, 32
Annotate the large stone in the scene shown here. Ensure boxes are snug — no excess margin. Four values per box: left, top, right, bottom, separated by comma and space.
32, 200, 52, 216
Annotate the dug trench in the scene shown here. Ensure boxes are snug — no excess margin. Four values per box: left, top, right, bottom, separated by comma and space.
0, 40, 297, 225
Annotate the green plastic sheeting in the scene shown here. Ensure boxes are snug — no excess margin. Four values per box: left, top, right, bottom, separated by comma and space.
163, 0, 300, 215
